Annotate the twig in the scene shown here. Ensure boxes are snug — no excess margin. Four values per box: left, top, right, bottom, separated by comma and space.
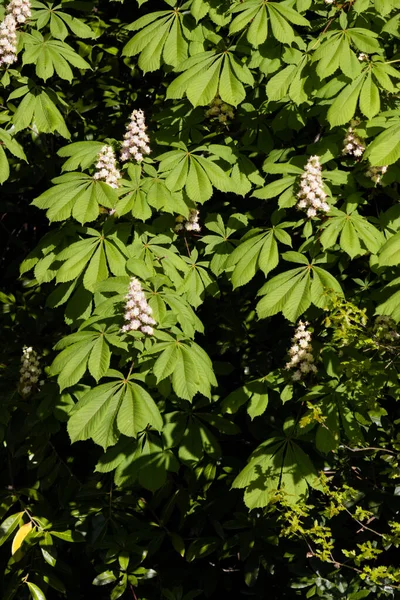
341, 444, 395, 455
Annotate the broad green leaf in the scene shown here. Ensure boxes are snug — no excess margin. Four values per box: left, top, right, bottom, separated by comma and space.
219, 56, 246, 107
88, 335, 111, 382
117, 382, 163, 438
266, 65, 296, 101
256, 267, 311, 321
365, 123, 400, 166
359, 72, 380, 119
26, 582, 47, 600
327, 74, 365, 126
0, 513, 23, 547
379, 232, 400, 267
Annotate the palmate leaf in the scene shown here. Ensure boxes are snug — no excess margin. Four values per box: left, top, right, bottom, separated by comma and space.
50, 324, 125, 390
144, 169, 190, 216
22, 31, 91, 82
10, 84, 70, 138
320, 208, 384, 259
116, 164, 152, 220
158, 145, 231, 203
229, 0, 309, 47
32, 173, 117, 223
225, 225, 292, 288
22, 223, 127, 301
200, 212, 248, 276
123, 9, 189, 72
221, 378, 270, 420
149, 338, 217, 401
167, 51, 254, 107
107, 436, 179, 491
312, 27, 380, 81
256, 256, 343, 321
67, 374, 163, 450
327, 65, 387, 126
58, 141, 105, 172
19, 226, 75, 277
129, 236, 189, 288
118, 166, 188, 221
162, 410, 221, 466
232, 436, 320, 508
32, 2, 94, 40
54, 228, 128, 292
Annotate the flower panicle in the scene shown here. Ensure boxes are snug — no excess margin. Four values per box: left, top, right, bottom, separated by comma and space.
93, 145, 120, 189
366, 165, 388, 185
285, 321, 317, 382
343, 127, 365, 158
120, 109, 151, 163
19, 346, 41, 397
0, 0, 31, 67
121, 277, 156, 336
296, 155, 330, 219
7, 0, 31, 24
0, 14, 18, 67
175, 208, 201, 233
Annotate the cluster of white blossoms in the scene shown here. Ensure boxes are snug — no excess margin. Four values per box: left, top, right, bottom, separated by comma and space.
343, 127, 364, 158
366, 165, 388, 184
7, 0, 31, 23
175, 209, 201, 233
120, 109, 151, 163
296, 156, 330, 218
358, 53, 369, 62
0, 15, 18, 67
19, 346, 41, 397
121, 277, 156, 336
373, 316, 400, 343
0, 0, 31, 67
286, 321, 317, 382
93, 145, 121, 189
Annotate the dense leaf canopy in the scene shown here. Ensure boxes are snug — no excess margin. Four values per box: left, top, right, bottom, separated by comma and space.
1, 0, 400, 599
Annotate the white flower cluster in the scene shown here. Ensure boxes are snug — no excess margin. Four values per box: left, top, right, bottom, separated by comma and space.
121, 277, 156, 336
373, 316, 400, 343
366, 165, 388, 185
93, 145, 120, 189
296, 155, 330, 218
358, 53, 369, 62
19, 346, 41, 396
286, 321, 317, 382
325, 0, 334, 4
175, 208, 201, 233
0, 15, 18, 67
7, 0, 31, 24
0, 0, 31, 67
120, 109, 150, 163
343, 127, 364, 158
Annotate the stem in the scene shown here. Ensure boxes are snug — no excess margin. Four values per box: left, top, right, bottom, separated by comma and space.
341, 444, 396, 455
127, 360, 135, 380
130, 584, 138, 600
184, 234, 191, 257
48, 441, 81, 483
342, 506, 383, 538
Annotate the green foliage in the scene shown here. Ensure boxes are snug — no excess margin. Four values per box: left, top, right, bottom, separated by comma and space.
1, 0, 400, 599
